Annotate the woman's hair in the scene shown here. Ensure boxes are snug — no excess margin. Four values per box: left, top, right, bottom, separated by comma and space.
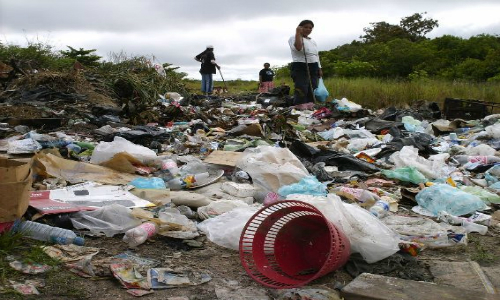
299, 20, 314, 27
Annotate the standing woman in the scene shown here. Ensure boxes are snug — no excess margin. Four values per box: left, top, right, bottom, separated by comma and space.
194, 45, 220, 95
288, 20, 323, 105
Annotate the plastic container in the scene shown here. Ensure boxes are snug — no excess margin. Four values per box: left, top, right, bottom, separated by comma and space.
16, 220, 84, 245
239, 200, 350, 289
369, 200, 389, 218
123, 222, 158, 247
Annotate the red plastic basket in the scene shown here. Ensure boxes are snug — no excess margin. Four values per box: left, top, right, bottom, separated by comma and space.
239, 200, 351, 289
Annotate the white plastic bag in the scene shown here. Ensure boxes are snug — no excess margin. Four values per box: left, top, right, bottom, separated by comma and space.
465, 144, 496, 156
390, 146, 451, 179
197, 200, 249, 220
236, 146, 309, 192
287, 194, 400, 263
197, 206, 259, 250
335, 98, 362, 112
318, 127, 345, 140
90, 136, 157, 165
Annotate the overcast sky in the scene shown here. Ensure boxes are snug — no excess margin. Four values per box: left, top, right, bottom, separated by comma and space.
1, 0, 499, 81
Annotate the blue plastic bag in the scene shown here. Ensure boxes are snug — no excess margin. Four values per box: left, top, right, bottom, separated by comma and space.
277, 176, 327, 197
415, 184, 488, 216
314, 78, 329, 102
130, 177, 167, 189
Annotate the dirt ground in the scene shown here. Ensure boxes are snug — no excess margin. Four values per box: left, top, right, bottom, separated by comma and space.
1, 223, 499, 300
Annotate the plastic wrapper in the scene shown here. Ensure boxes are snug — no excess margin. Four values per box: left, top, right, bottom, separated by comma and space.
415, 184, 488, 216
287, 194, 400, 264
236, 146, 309, 193
197, 207, 259, 250
70, 204, 141, 237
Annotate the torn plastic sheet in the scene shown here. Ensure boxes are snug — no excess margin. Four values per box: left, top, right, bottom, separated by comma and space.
29, 182, 154, 216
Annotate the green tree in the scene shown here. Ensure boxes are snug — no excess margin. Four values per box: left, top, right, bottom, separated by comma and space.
400, 12, 439, 42
361, 12, 438, 43
60, 46, 101, 67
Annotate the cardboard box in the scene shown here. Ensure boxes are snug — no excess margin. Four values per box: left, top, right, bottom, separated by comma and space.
0, 158, 31, 182
0, 158, 32, 222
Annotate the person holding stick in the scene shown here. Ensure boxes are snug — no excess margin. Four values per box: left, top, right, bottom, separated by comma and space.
288, 20, 322, 105
194, 45, 220, 95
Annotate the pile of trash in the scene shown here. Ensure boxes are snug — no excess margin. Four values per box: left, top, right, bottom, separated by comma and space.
1, 69, 500, 297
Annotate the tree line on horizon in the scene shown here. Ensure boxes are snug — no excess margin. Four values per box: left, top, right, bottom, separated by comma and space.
275, 12, 500, 82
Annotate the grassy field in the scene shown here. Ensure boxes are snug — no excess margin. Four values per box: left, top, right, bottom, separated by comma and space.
183, 77, 500, 110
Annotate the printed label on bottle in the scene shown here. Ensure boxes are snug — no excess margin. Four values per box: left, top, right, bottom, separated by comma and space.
469, 156, 487, 164
139, 223, 157, 238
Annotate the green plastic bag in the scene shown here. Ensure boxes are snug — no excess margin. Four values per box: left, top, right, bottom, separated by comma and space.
381, 167, 427, 184
460, 186, 500, 204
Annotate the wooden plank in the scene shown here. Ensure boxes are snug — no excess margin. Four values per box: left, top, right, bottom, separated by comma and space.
203, 150, 243, 167
430, 261, 497, 294
341, 273, 497, 300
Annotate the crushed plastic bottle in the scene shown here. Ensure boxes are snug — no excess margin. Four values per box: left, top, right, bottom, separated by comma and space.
123, 222, 158, 247
437, 211, 488, 235
369, 200, 390, 218
16, 220, 84, 245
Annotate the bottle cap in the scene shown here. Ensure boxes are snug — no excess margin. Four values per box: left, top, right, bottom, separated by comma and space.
73, 237, 85, 246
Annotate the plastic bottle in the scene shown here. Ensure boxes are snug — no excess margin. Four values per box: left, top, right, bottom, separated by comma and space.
161, 159, 179, 176
123, 222, 158, 247
167, 177, 184, 190
438, 211, 488, 235
449, 133, 459, 144
454, 127, 470, 134
369, 200, 389, 218
16, 220, 84, 245
455, 155, 500, 165
38, 140, 69, 149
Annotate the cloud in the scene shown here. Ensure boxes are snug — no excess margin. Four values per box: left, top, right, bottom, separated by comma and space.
1, 0, 499, 80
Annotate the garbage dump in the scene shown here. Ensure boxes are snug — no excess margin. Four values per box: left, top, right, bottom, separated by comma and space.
1, 68, 500, 298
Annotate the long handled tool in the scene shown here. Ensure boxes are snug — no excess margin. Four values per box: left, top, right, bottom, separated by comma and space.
218, 67, 229, 93
302, 36, 317, 103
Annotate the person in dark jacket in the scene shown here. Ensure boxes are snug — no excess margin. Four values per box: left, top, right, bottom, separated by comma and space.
258, 63, 275, 93
194, 45, 220, 95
